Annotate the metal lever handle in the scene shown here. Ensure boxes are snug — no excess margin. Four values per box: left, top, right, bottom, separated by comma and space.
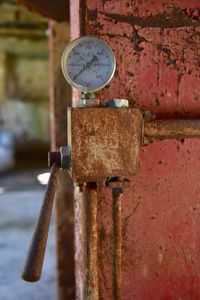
21, 162, 59, 282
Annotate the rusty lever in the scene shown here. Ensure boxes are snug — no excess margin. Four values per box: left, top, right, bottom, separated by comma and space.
22, 162, 59, 282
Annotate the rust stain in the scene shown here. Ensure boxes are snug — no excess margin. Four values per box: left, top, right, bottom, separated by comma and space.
185, 8, 200, 20
156, 44, 177, 69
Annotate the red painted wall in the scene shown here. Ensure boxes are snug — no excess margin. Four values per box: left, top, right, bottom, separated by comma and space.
71, 1, 200, 299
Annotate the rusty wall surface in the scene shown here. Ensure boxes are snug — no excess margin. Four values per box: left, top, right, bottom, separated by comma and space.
71, 0, 200, 299
85, 1, 200, 118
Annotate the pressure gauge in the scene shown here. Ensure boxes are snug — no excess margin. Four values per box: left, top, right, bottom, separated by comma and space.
61, 36, 116, 93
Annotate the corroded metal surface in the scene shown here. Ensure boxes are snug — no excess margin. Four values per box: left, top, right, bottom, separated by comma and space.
107, 178, 130, 300
83, 183, 99, 300
144, 119, 200, 143
111, 189, 123, 300
68, 107, 143, 182
22, 163, 59, 282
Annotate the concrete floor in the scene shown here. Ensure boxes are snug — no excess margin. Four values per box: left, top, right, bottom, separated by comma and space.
0, 170, 56, 300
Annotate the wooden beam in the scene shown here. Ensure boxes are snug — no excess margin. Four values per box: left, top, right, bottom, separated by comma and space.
17, 0, 69, 21
0, 21, 47, 29
0, 28, 46, 39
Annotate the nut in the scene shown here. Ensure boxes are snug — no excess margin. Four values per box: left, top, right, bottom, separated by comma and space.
60, 146, 71, 170
106, 177, 131, 189
104, 99, 129, 108
77, 99, 101, 107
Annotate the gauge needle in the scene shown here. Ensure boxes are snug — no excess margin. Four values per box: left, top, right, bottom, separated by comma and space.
72, 55, 97, 80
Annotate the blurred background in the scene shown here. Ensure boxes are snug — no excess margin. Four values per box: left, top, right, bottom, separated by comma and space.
0, 1, 59, 299
0, 0, 50, 170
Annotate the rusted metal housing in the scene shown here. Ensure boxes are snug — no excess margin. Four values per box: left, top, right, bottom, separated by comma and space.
68, 107, 143, 183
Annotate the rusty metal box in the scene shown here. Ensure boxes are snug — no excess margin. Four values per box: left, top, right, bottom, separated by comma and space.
67, 107, 143, 182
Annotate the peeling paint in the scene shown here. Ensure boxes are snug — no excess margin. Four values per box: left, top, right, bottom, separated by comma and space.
72, 0, 200, 299
87, 8, 200, 28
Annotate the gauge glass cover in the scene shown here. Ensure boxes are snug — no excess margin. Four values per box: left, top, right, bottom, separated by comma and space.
61, 36, 116, 92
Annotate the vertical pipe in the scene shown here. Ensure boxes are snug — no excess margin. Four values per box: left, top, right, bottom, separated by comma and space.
112, 188, 123, 300
48, 20, 75, 300
84, 182, 99, 300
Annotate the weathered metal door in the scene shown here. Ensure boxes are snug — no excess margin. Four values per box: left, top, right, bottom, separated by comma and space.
71, 1, 200, 299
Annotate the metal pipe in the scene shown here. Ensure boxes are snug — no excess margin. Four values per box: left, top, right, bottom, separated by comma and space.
84, 182, 99, 300
112, 188, 123, 300
144, 119, 200, 141
22, 163, 59, 282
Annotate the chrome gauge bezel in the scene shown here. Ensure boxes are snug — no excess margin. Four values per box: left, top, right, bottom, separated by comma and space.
61, 36, 116, 93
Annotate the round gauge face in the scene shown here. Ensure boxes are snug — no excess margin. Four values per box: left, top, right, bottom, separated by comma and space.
61, 36, 116, 92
